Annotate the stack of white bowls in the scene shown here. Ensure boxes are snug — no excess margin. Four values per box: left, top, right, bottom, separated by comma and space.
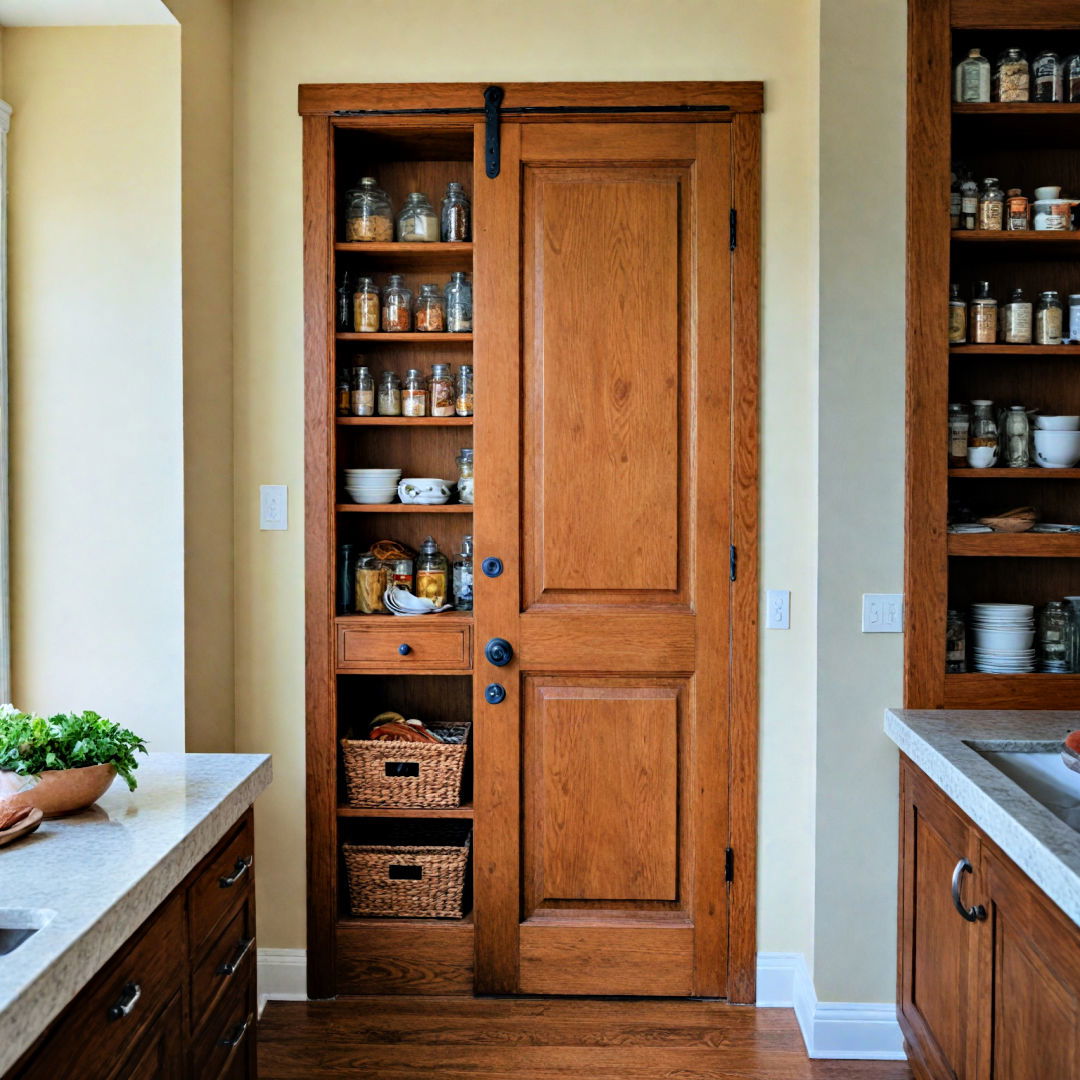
1034, 415, 1080, 469
343, 468, 401, 504
969, 603, 1035, 673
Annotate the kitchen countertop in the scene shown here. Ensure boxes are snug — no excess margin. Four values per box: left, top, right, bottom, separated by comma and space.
885, 709, 1080, 926
0, 752, 271, 1076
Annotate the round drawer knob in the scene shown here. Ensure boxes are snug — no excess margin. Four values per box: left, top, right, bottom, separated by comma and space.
485, 637, 513, 667
398, 643, 411, 655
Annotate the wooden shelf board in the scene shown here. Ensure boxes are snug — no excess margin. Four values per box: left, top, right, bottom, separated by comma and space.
950, 345, 1080, 356
337, 416, 473, 426
948, 533, 1080, 556
951, 230, 1080, 245
949, 468, 1080, 479
337, 503, 473, 512
953, 103, 1080, 116
336, 613, 472, 626
336, 332, 473, 342
944, 672, 1080, 709
337, 913, 473, 929
337, 804, 474, 819
335, 241, 472, 256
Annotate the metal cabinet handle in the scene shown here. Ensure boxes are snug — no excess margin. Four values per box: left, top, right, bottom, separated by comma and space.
398, 643, 411, 655
951, 858, 987, 922
219, 855, 253, 889
220, 1015, 251, 1050
216, 936, 254, 977
107, 982, 142, 1021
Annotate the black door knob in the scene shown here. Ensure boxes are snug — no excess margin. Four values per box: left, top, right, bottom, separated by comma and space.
398, 643, 411, 655
485, 637, 513, 666
485, 683, 506, 705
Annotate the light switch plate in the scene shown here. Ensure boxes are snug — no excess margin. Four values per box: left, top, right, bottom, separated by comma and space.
766, 589, 790, 629
862, 593, 903, 633
259, 485, 288, 530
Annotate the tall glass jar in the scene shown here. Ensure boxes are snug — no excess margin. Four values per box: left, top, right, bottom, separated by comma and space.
1035, 290, 1064, 345
415, 536, 449, 607
949, 283, 967, 344
429, 363, 455, 417
1002, 287, 1032, 344
1065, 596, 1080, 673
453, 535, 474, 611
353, 277, 380, 333
349, 365, 374, 416
377, 370, 401, 416
1039, 601, 1070, 672
441, 182, 471, 242
1006, 189, 1030, 231
1033, 51, 1064, 102
337, 543, 357, 615
382, 274, 412, 332
455, 364, 474, 417
1003, 405, 1031, 467
946, 608, 966, 673
948, 403, 970, 466
978, 177, 1004, 231
969, 281, 998, 344
1068, 54, 1080, 101
402, 368, 428, 417
355, 554, 388, 615
955, 47, 991, 102
446, 271, 473, 333
967, 399, 999, 468
950, 171, 962, 229
456, 448, 474, 505
396, 192, 439, 242
414, 284, 446, 332
337, 270, 353, 331
959, 173, 979, 230
336, 370, 351, 416
345, 177, 393, 242
994, 48, 1030, 102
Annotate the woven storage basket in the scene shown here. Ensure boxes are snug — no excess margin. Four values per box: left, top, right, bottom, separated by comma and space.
343, 820, 471, 919
341, 722, 470, 809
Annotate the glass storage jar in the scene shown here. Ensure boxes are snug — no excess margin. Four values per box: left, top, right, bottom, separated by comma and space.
337, 270, 353, 331
1033, 51, 1064, 102
1006, 189, 1030, 231
414, 284, 446, 332
949, 283, 967, 344
377, 370, 401, 416
446, 271, 473, 333
429, 363, 455, 416
1039, 601, 1070, 672
455, 364, 474, 417
1069, 294, 1080, 344
1002, 287, 1032, 344
353, 277, 380, 333
1068, 54, 1080, 101
978, 177, 1004, 231
402, 368, 428, 417
415, 536, 448, 607
948, 403, 970, 466
453, 535, 473, 611
946, 608, 966, 673
969, 281, 997, 344
337, 370, 351, 416
1003, 405, 1031, 468
345, 177, 393, 242
396, 192, 439, 242
456, 447, 474, 505
1035, 290, 1063, 345
441, 182, 471, 242
354, 554, 388, 614
994, 48, 1030, 102
955, 48, 991, 102
967, 399, 999, 468
382, 274, 413, 332
349, 365, 374, 416
1066, 596, 1080, 673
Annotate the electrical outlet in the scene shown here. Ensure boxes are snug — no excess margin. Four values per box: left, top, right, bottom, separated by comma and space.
766, 589, 790, 629
862, 593, 904, 633
260, 485, 288, 530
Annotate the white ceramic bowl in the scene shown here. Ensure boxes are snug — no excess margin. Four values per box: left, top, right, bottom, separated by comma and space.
1034, 415, 1080, 431
971, 628, 1035, 650
398, 478, 452, 505
1034, 429, 1080, 468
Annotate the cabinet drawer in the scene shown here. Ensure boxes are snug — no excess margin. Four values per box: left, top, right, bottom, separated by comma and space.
193, 978, 256, 1080
189, 815, 254, 955
192, 900, 255, 1036
18, 895, 185, 1080
337, 624, 471, 670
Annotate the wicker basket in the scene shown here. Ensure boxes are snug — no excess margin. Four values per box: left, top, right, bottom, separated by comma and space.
341, 722, 470, 809
343, 820, 471, 919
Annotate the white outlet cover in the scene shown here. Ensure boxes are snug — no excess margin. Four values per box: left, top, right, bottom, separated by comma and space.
260, 485, 288, 531
862, 593, 904, 633
766, 589, 790, 630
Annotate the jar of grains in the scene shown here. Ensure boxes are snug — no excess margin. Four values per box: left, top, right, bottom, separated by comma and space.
415, 284, 446, 332
429, 363, 455, 416
378, 370, 401, 416
349, 365, 374, 416
382, 275, 412, 332
969, 281, 998, 344
396, 192, 439, 242
455, 364, 474, 417
446, 271, 473, 332
441, 182, 471, 242
345, 177, 393, 242
353, 277, 380, 333
403, 369, 428, 417
994, 48, 1030, 102
1035, 290, 1064, 345
456, 448, 474, 505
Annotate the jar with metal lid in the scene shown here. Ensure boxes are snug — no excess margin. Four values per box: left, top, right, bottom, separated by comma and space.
948, 403, 970, 466
377, 370, 401, 416
1006, 189, 1029, 231
1067, 294, 1080, 344
1033, 51, 1064, 102
446, 271, 473, 333
390, 557, 414, 593
353, 277, 380, 333
1068, 54, 1080, 101
402, 369, 428, 417
978, 177, 1004, 231
456, 448, 474, 505
455, 364, 474, 417
414, 284, 446, 332
955, 47, 991, 103
1035, 290, 1063, 345
994, 48, 1029, 102
355, 554, 388, 614
349, 365, 374, 416
453, 535, 473, 611
949, 283, 967, 344
959, 173, 978, 230
429, 363, 454, 416
415, 536, 448, 607
1002, 287, 1032, 344
967, 399, 998, 468
969, 281, 997, 344
382, 274, 412, 332
336, 370, 351, 416
396, 192, 439, 242
1039, 601, 1071, 672
345, 177, 393, 242
441, 182, 471, 242
946, 609, 966, 673
1003, 405, 1031, 468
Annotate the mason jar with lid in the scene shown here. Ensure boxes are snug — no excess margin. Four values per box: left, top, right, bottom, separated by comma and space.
414, 284, 446, 332
1035, 290, 1064, 345
354, 553, 388, 614
946, 609, 966, 673
977, 177, 1004, 231
441, 182, 471, 242
455, 364, 474, 417
353, 277, 380, 333
446, 271, 473, 333
349, 366, 374, 416
345, 177, 393, 242
994, 48, 1030, 102
1003, 405, 1031, 467
377, 370, 401, 416
429, 363, 455, 416
396, 192, 439, 242
1002, 287, 1032, 344
969, 281, 998, 344
456, 448, 474, 505
382, 274, 412, 332
948, 403, 970, 466
1033, 51, 1064, 102
402, 368, 428, 417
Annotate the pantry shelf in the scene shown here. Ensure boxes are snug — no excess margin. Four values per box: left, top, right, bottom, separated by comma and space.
948, 468, 1080, 479
336, 503, 473, 513
337, 913, 473, 929
950, 231, 1080, 253
950, 345, 1080, 356
335, 613, 473, 626
953, 103, 1080, 116
336, 332, 473, 342
335, 241, 473, 267
337, 804, 474, 819
943, 672, 1080, 709
948, 533, 1080, 557
336, 416, 473, 426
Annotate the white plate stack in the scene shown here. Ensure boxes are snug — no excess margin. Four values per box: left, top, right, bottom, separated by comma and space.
343, 468, 402, 504
969, 603, 1035, 673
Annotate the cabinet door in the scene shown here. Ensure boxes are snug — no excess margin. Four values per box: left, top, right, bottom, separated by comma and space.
980, 849, 1080, 1080
112, 994, 184, 1080
899, 761, 985, 1080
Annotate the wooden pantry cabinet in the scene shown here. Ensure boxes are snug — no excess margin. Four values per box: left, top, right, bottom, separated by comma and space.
301, 82, 763, 1002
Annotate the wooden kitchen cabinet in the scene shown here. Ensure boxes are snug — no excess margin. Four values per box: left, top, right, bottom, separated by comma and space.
900, 758, 1080, 1080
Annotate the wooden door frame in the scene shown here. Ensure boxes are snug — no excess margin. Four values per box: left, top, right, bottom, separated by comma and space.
299, 82, 761, 1003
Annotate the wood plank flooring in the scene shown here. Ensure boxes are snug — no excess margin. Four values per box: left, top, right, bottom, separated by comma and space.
259, 997, 913, 1079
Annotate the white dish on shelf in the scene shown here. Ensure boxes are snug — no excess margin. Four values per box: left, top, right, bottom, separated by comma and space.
1034, 416, 1080, 431
397, 478, 453, 505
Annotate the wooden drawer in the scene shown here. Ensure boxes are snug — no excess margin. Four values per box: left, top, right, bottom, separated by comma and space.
337, 623, 471, 670
18, 895, 185, 1080
191, 899, 254, 1036
189, 815, 254, 955
192, 977, 256, 1080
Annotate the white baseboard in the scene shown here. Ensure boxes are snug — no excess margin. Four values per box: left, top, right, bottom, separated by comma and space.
257, 946, 904, 1060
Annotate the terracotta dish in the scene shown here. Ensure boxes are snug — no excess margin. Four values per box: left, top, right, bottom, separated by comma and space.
1063, 731, 1080, 776
0, 763, 117, 818
0, 806, 43, 848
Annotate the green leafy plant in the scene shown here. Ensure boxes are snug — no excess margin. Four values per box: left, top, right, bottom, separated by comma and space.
0, 706, 148, 791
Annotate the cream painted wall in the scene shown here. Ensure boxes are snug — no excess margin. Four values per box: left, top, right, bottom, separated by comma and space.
231, 0, 822, 960
5, 27, 185, 751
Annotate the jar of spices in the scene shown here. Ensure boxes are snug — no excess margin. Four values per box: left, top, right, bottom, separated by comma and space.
948, 403, 970, 466
353, 277, 380, 333
345, 177, 393, 242
1006, 189, 1030, 231
959, 173, 979, 230
946, 609, 966, 674
391, 557, 414, 593
955, 47, 991, 102
994, 48, 1030, 102
337, 543, 357, 614
1068, 295, 1080, 344
969, 281, 998, 344
1003, 405, 1031, 467
967, 399, 999, 468
378, 370, 401, 416
414, 284, 447, 332
349, 365, 374, 416
355, 553, 388, 614
949, 283, 967, 344
441, 182, 471, 242
978, 177, 1004, 230
337, 270, 353, 331
1035, 290, 1064, 345
1002, 287, 1032, 344
382, 275, 412, 332
453, 535, 473, 611
1033, 51, 1064, 102
456, 448, 474, 505
446, 271, 473, 333
402, 368, 428, 417
1039, 601, 1071, 672
396, 192, 439, 242
415, 536, 449, 607
1067, 54, 1080, 101
337, 370, 351, 416
429, 363, 455, 416
455, 364, 474, 416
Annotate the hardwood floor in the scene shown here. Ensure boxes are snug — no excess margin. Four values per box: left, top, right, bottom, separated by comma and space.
259, 997, 914, 1079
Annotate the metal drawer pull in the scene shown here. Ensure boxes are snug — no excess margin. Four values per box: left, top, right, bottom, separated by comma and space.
951, 858, 987, 923
220, 1016, 251, 1050
219, 855, 253, 889
216, 936, 254, 977
107, 982, 142, 1021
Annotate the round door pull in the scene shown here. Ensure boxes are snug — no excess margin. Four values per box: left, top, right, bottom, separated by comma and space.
485, 637, 514, 666
481, 557, 504, 578
485, 683, 506, 705
398, 643, 412, 655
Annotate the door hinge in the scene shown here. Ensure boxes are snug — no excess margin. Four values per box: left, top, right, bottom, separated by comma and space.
484, 85, 504, 178
729, 544, 737, 582
729, 208, 737, 250
725, 847, 735, 884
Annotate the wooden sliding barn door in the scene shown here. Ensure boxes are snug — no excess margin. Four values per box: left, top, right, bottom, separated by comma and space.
474, 117, 743, 999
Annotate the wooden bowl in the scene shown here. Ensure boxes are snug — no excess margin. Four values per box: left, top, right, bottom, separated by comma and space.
978, 507, 1037, 533
0, 807, 43, 848
0, 764, 117, 818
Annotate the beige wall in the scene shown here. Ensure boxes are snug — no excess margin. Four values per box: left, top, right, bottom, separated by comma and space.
231, 0, 822, 960
6, 27, 185, 751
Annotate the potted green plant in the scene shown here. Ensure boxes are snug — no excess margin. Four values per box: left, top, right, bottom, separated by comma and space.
0, 706, 147, 817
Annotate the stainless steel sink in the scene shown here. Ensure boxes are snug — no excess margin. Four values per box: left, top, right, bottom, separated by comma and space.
0, 909, 55, 955
977, 749, 1080, 833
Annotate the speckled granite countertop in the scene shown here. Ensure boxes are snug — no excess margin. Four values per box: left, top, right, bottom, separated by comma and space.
0, 752, 271, 1076
885, 709, 1080, 926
